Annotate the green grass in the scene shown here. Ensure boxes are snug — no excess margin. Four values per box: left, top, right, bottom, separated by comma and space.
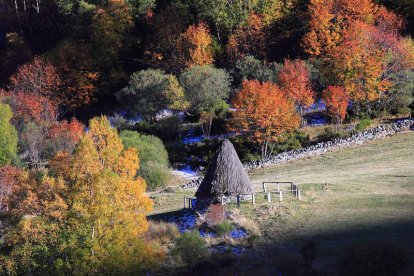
152, 132, 414, 273
247, 132, 414, 271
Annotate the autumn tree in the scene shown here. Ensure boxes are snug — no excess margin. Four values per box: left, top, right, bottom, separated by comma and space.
179, 65, 232, 137
1, 88, 84, 168
48, 41, 99, 110
278, 59, 315, 125
184, 22, 214, 67
117, 69, 189, 121
303, 0, 413, 108
8, 56, 61, 101
69, 116, 154, 272
144, 3, 193, 74
1, 116, 156, 274
229, 80, 300, 157
226, 13, 267, 63
302, 0, 342, 57
330, 21, 390, 102
322, 86, 349, 126
0, 102, 18, 166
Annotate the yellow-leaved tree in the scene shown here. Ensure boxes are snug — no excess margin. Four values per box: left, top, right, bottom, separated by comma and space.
0, 116, 156, 275
69, 116, 154, 272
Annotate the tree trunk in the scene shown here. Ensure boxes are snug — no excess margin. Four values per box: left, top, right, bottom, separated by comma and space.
14, 0, 22, 34
261, 141, 268, 157
300, 106, 306, 128
206, 115, 213, 138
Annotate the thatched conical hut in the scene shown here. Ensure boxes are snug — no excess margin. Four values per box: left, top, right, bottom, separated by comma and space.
195, 139, 253, 199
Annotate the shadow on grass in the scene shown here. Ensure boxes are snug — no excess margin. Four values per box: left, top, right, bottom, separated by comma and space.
157, 215, 414, 275
240, 219, 414, 275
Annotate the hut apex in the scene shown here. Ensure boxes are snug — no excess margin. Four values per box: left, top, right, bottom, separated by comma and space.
195, 139, 253, 199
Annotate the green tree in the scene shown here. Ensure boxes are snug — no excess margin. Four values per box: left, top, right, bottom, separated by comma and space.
0, 102, 18, 166
179, 65, 232, 136
233, 55, 280, 85
117, 69, 189, 121
120, 130, 171, 191
383, 70, 414, 116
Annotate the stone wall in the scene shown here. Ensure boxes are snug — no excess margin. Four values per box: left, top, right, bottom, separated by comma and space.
182, 120, 414, 189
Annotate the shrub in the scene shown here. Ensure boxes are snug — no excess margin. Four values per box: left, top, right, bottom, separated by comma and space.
273, 131, 310, 153
356, 117, 372, 132
146, 221, 180, 245
215, 221, 234, 236
120, 130, 171, 191
140, 161, 170, 191
340, 240, 407, 276
173, 231, 209, 268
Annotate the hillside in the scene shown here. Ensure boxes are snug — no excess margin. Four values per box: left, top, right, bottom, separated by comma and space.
151, 131, 414, 274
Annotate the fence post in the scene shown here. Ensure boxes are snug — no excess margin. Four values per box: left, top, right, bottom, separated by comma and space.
188, 198, 192, 208
221, 196, 224, 205
252, 193, 255, 205
263, 182, 266, 192
279, 191, 283, 202
267, 192, 271, 203
237, 195, 240, 206
277, 182, 280, 192
297, 189, 301, 200
295, 187, 298, 198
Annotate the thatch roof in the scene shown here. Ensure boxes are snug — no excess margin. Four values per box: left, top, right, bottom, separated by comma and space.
195, 139, 253, 198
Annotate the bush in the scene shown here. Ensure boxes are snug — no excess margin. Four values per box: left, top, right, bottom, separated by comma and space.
273, 131, 310, 153
214, 221, 234, 236
340, 240, 407, 276
356, 117, 372, 132
173, 231, 209, 268
120, 130, 171, 191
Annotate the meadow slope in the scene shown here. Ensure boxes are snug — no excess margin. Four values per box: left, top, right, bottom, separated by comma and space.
152, 131, 414, 273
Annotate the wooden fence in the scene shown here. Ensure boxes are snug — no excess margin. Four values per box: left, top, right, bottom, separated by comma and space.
184, 182, 301, 208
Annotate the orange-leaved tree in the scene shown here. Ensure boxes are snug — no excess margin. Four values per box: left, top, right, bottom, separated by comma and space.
184, 22, 214, 68
322, 86, 349, 126
226, 13, 267, 63
329, 21, 391, 102
229, 80, 300, 157
302, 0, 342, 57
278, 59, 315, 125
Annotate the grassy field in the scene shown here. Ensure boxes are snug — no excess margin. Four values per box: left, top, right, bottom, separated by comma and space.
151, 131, 414, 273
